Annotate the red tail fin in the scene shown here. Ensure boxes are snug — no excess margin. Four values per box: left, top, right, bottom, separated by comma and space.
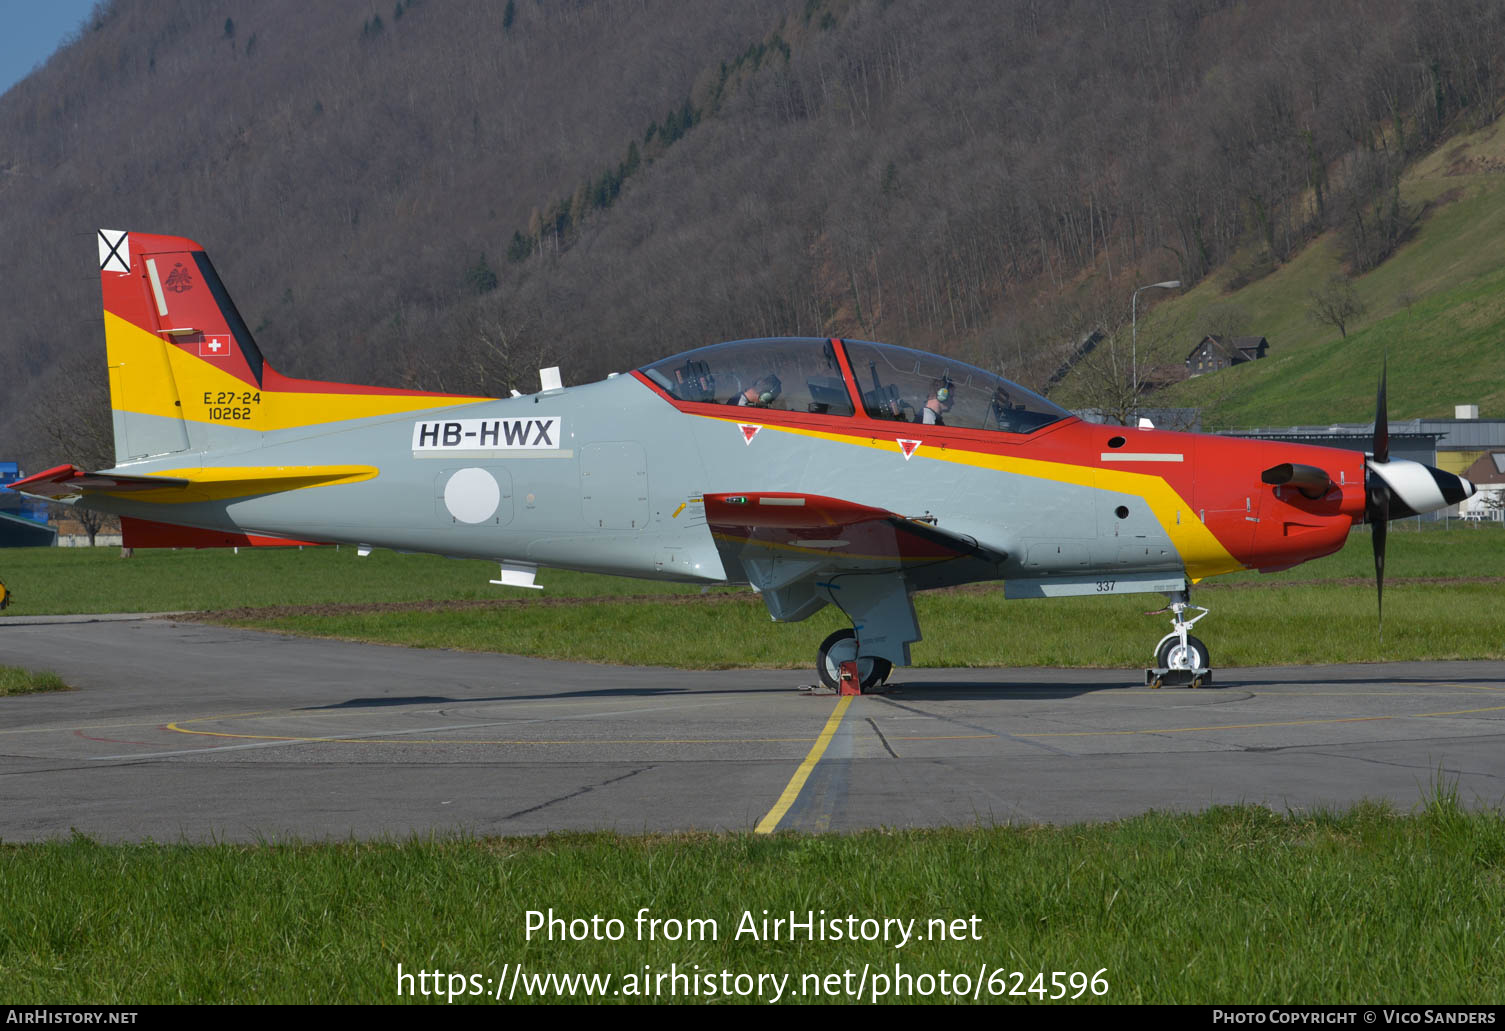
97, 229, 489, 462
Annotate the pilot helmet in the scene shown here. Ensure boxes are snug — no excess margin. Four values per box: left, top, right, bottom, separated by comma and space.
754, 374, 782, 405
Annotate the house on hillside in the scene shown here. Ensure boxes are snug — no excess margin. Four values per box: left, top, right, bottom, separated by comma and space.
1185, 335, 1268, 376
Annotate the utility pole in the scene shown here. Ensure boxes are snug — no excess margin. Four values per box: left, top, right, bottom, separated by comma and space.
1131, 280, 1182, 422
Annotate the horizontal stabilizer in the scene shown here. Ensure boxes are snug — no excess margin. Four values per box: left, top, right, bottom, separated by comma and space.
11, 464, 376, 503
11, 464, 190, 500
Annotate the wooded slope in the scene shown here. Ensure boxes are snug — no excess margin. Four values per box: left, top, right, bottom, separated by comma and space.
2, 0, 1501, 467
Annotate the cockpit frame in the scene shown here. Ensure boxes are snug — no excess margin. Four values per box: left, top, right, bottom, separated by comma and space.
634, 336, 1074, 442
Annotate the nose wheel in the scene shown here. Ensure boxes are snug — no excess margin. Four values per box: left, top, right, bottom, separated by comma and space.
1156, 633, 1208, 671
816, 628, 891, 692
1146, 592, 1212, 688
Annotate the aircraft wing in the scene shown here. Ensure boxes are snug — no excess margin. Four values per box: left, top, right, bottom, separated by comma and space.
703, 491, 1005, 613
704, 492, 1002, 563
12, 463, 367, 548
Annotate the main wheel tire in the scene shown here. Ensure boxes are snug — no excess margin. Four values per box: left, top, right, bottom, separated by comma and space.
816, 628, 892, 691
1155, 634, 1209, 671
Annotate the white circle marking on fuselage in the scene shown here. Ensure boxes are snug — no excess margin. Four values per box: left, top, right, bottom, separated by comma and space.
444, 467, 500, 523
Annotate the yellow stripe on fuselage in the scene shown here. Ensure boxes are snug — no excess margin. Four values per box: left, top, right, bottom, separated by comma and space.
104, 311, 490, 431
709, 417, 1243, 582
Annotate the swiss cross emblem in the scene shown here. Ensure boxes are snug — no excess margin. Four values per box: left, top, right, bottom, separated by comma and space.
897, 439, 921, 460
165, 262, 194, 293
739, 424, 762, 445
199, 334, 231, 357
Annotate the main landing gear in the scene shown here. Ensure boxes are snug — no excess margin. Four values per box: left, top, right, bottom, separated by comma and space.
815, 628, 892, 692
1146, 590, 1212, 689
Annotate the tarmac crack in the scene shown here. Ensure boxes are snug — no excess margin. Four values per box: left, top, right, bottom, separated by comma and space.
501, 765, 654, 820
865, 717, 899, 758
1300, 745, 1505, 782
870, 695, 1074, 756
0, 758, 146, 775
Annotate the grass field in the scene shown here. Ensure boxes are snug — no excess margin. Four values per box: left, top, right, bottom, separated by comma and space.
2, 797, 1501, 1004
0, 543, 740, 614
3, 524, 1501, 668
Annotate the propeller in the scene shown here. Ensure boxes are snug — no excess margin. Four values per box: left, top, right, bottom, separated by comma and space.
1366, 364, 1390, 639
1357, 361, 1475, 640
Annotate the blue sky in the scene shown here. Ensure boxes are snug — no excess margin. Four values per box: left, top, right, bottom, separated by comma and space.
0, 0, 101, 97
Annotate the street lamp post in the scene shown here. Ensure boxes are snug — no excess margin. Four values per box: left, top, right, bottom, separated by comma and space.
1131, 280, 1182, 423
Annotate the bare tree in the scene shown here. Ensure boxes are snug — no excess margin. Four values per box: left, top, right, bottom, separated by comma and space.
1196, 302, 1252, 342
1307, 275, 1365, 339
1057, 329, 1136, 426
36, 358, 118, 547
405, 296, 553, 397
1044, 289, 1138, 425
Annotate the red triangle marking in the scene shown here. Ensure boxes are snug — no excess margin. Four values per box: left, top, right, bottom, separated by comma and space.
897, 438, 920, 460
739, 424, 762, 445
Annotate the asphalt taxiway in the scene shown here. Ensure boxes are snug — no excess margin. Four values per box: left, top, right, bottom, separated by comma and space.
1, 615, 1502, 841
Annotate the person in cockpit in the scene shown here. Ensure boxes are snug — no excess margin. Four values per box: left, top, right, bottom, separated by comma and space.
733, 374, 782, 408
922, 378, 953, 425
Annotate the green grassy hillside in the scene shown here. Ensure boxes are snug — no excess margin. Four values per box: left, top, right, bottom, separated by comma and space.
1145, 121, 1505, 427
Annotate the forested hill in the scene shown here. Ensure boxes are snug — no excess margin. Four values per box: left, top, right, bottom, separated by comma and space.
2, 0, 1502, 468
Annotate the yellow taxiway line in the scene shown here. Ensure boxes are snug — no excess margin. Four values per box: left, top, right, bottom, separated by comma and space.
755, 695, 855, 835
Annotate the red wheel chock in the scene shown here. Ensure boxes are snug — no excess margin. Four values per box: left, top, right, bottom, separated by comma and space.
838, 659, 863, 696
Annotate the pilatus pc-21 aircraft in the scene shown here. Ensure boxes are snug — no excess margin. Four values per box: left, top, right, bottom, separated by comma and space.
16, 230, 1476, 689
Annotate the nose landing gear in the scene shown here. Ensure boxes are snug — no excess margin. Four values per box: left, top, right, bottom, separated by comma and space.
1146, 591, 1211, 688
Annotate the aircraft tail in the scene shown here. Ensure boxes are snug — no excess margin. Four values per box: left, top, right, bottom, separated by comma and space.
96, 229, 487, 464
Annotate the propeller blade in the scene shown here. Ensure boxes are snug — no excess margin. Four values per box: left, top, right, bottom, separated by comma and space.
1370, 482, 1388, 640
1369, 360, 1390, 639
